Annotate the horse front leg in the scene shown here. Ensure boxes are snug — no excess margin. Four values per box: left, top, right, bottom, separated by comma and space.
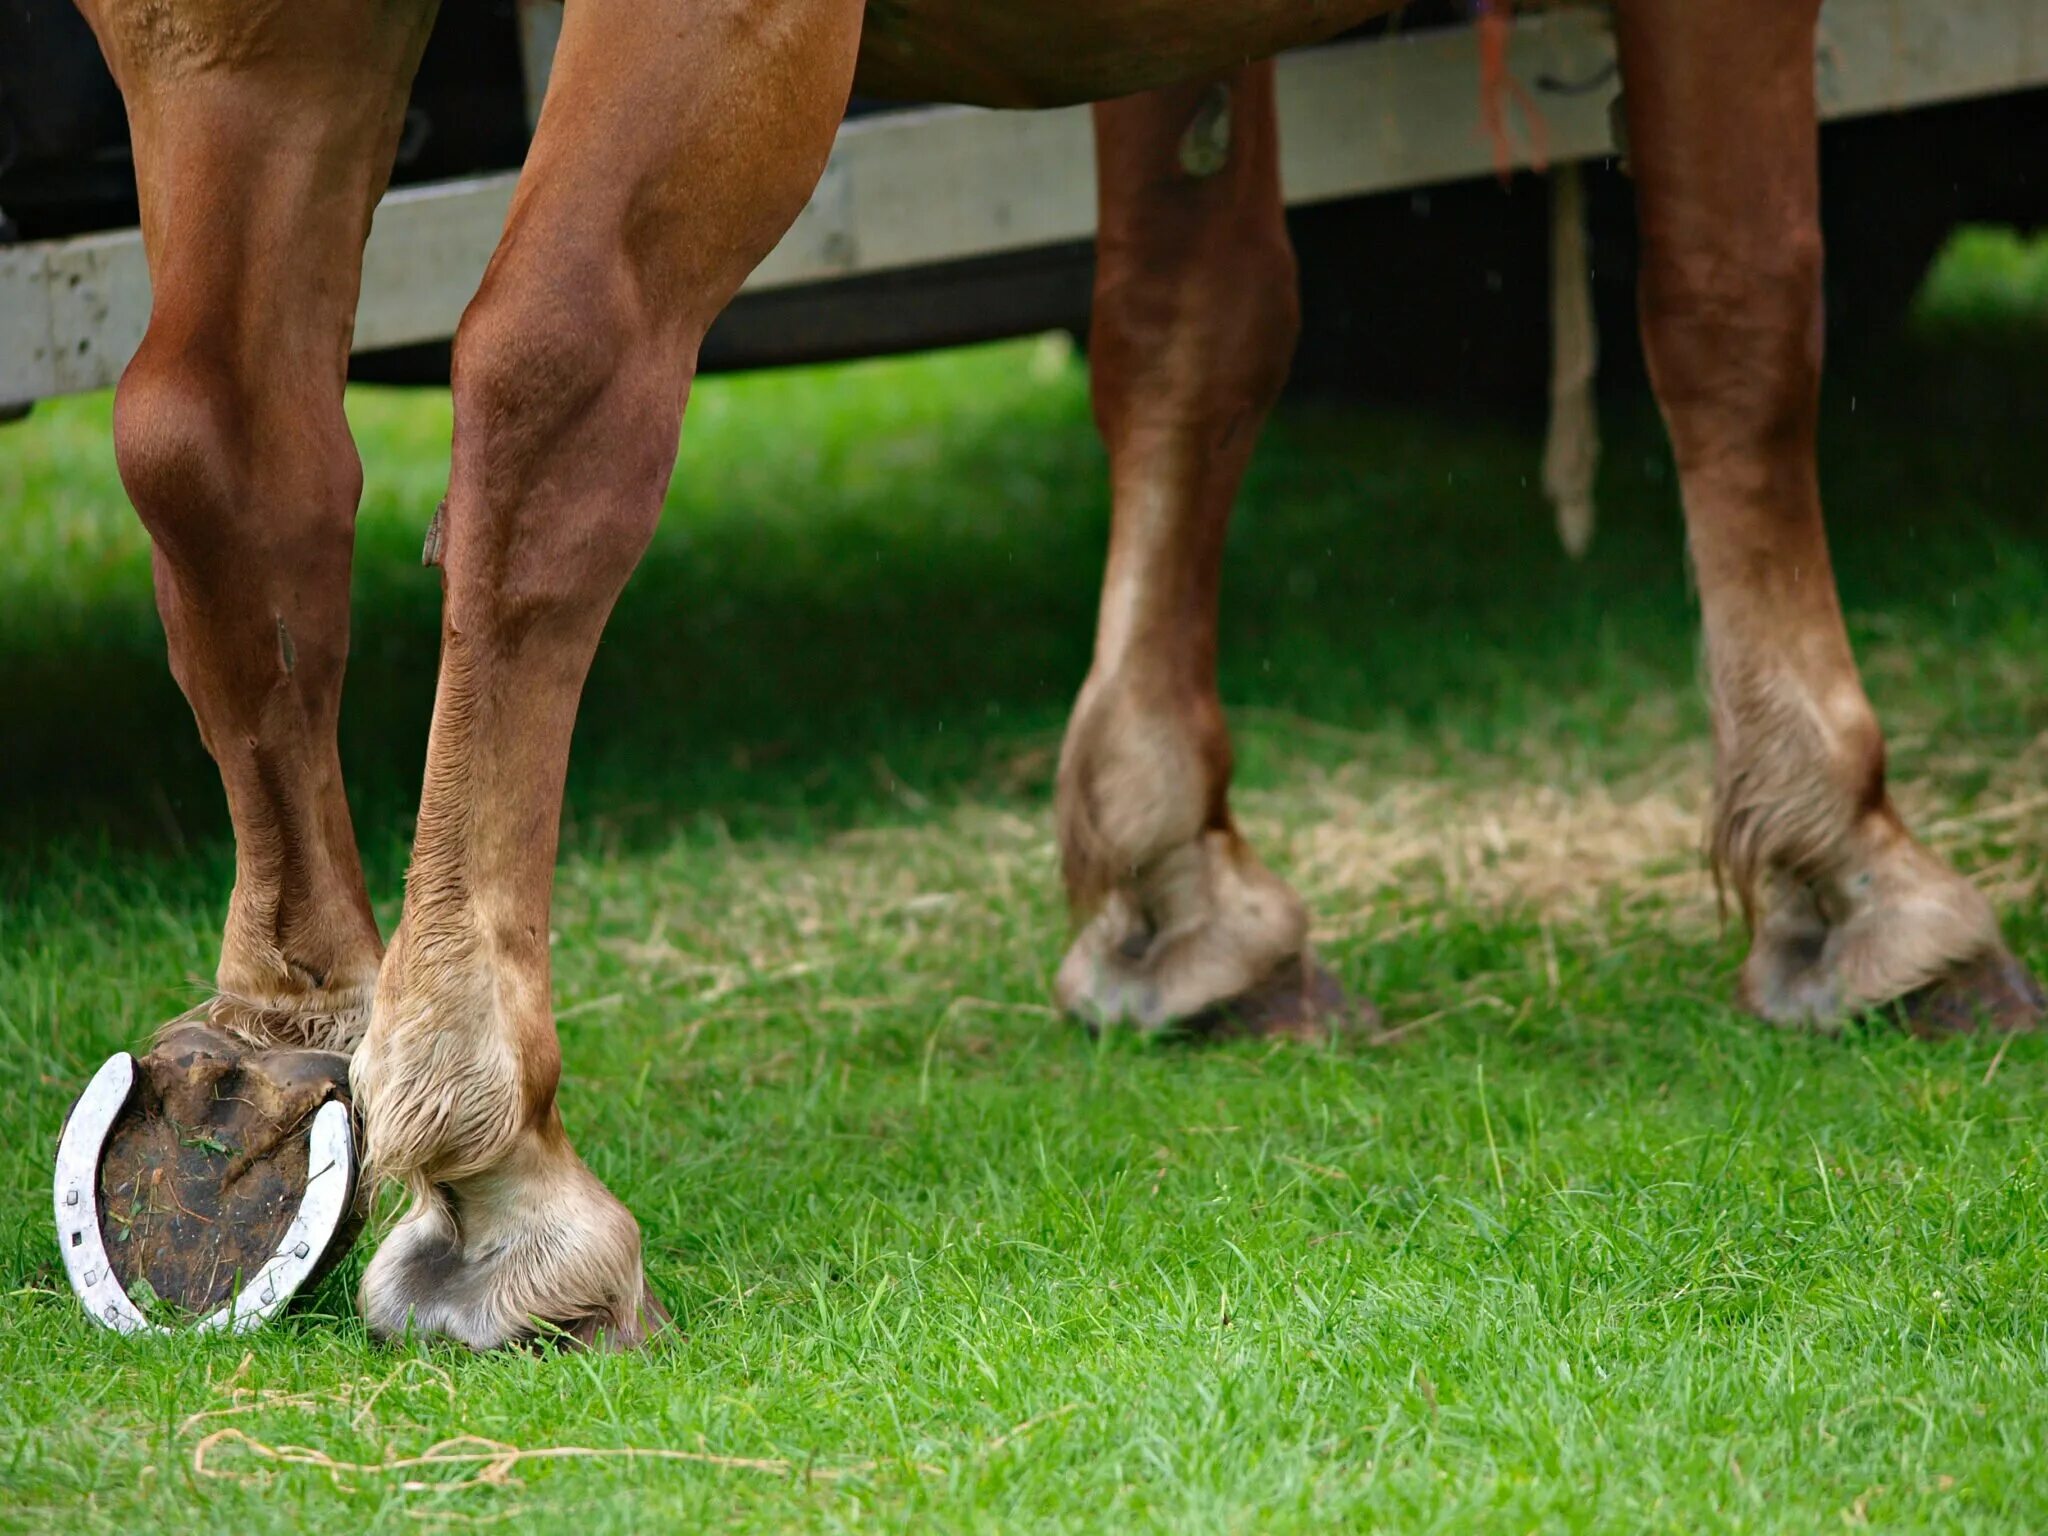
1058, 66, 1366, 1040
1617, 0, 2040, 1031
78, 0, 437, 1051
349, 0, 865, 1349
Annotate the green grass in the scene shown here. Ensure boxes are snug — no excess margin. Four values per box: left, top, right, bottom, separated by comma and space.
5, 237, 2048, 1533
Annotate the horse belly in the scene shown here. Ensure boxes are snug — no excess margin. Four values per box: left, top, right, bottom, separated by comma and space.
854, 0, 1405, 108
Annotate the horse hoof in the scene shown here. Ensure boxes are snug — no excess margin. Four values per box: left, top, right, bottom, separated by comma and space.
1182, 955, 1379, 1044
357, 1139, 662, 1353
1896, 949, 2046, 1038
53, 1021, 361, 1333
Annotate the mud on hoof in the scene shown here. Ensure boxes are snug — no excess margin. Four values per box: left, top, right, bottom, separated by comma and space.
91, 1021, 360, 1321
358, 1134, 667, 1352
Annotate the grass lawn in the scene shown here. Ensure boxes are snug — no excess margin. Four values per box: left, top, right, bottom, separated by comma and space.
3, 238, 2048, 1533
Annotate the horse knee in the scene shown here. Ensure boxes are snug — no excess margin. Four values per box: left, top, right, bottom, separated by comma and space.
112, 349, 235, 563
1192, 231, 1300, 415
115, 342, 361, 576
443, 272, 680, 624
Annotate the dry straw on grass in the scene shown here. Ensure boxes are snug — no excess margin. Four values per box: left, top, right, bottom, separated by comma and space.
190, 1426, 923, 1490
560, 710, 2048, 1011
180, 1354, 1076, 1500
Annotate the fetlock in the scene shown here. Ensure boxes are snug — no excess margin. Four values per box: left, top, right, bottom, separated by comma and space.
351, 923, 539, 1190
350, 916, 662, 1349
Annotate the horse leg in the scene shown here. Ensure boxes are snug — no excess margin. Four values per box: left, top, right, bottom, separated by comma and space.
1617, 0, 2040, 1031
1057, 66, 1359, 1039
350, 0, 864, 1348
76, 0, 436, 1050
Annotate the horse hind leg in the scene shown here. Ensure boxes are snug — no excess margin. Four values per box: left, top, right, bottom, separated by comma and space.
1616, 0, 2040, 1032
1057, 65, 1368, 1042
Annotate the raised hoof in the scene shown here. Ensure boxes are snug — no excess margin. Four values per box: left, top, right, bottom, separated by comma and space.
1177, 956, 1378, 1044
92, 1022, 361, 1321
1894, 949, 2046, 1038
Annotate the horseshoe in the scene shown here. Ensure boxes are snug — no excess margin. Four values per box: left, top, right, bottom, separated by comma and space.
54, 1051, 358, 1335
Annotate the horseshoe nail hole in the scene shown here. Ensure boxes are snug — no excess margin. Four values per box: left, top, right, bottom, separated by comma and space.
69, 1230, 81, 1247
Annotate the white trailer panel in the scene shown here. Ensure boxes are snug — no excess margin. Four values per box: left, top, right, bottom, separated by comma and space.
0, 0, 2041, 408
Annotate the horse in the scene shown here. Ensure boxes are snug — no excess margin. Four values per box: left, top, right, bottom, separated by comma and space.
71, 0, 2038, 1348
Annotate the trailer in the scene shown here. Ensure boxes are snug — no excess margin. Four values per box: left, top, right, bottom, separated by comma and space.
0, 0, 2043, 413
